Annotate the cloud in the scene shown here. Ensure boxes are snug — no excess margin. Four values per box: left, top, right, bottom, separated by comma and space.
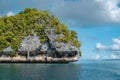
111, 54, 118, 59
6, 11, 14, 16
96, 0, 120, 23
96, 37, 120, 51
96, 43, 108, 50
53, 0, 120, 26
95, 54, 100, 59
0, 0, 120, 26
112, 38, 120, 44
94, 54, 118, 59
95, 37, 120, 59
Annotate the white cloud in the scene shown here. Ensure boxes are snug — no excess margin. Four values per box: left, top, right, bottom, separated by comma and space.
111, 54, 118, 59
110, 38, 120, 50
96, 37, 120, 51
96, 43, 108, 50
112, 38, 120, 44
6, 11, 14, 16
93, 54, 118, 59
96, 0, 120, 22
95, 37, 120, 59
95, 54, 100, 59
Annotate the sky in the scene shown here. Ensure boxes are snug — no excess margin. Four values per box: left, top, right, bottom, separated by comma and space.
0, 0, 120, 59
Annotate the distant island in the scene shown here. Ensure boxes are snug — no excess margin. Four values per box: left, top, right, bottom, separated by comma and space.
0, 8, 81, 63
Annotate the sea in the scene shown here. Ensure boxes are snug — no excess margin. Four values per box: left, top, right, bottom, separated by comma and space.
0, 59, 120, 80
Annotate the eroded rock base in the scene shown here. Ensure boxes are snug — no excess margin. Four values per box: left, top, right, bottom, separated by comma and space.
0, 54, 79, 63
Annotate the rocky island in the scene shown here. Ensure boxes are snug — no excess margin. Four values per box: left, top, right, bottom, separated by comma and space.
0, 8, 81, 63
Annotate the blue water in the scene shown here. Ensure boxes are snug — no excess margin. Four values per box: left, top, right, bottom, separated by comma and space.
0, 59, 120, 80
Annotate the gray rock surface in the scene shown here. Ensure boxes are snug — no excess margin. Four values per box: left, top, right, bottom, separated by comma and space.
2, 47, 13, 52
18, 33, 41, 52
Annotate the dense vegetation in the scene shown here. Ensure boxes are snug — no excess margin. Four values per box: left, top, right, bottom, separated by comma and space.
0, 8, 81, 54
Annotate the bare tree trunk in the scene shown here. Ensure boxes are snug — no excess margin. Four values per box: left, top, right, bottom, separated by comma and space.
27, 51, 30, 59
16, 52, 18, 56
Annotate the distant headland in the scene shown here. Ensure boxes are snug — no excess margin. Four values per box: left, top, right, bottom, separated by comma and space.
0, 8, 81, 63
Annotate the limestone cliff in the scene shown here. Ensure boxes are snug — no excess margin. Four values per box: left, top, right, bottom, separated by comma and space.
0, 8, 81, 62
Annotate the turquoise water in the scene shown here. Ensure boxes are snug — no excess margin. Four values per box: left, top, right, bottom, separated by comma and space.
0, 60, 120, 80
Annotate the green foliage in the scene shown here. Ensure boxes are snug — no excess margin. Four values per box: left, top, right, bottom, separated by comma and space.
10, 51, 16, 57
0, 8, 81, 56
71, 30, 78, 39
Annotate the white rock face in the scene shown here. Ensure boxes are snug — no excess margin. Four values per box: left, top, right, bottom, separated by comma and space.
2, 46, 13, 52
18, 33, 41, 51
53, 42, 78, 51
41, 43, 49, 51
18, 32, 49, 52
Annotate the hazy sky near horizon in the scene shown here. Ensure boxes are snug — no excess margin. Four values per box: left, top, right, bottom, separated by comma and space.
0, 0, 120, 59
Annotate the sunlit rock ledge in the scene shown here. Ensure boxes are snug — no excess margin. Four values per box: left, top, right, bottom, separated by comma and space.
0, 54, 79, 63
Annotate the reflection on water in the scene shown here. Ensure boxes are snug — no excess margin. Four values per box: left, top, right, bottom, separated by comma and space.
0, 60, 120, 80
0, 63, 81, 80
